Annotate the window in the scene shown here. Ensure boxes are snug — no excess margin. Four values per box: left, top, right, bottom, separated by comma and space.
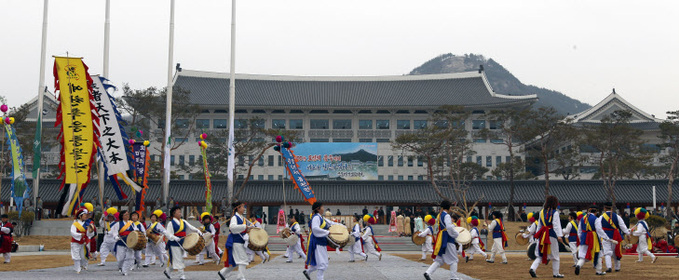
333, 110, 352, 114
179, 175, 185, 180
467, 156, 472, 163
189, 155, 195, 166
258, 157, 264, 166
289, 110, 303, 114
238, 175, 244, 179
252, 110, 266, 114
496, 156, 502, 165
397, 120, 411, 129
388, 175, 394, 180
376, 110, 390, 114
407, 156, 413, 167
272, 119, 286, 129
491, 139, 504, 143
486, 156, 492, 167
358, 110, 372, 114
378, 175, 384, 181
278, 156, 282, 166
476, 156, 482, 166
396, 110, 410, 114
333, 119, 352, 129
170, 155, 175, 166
272, 110, 285, 114
310, 119, 329, 129
453, 120, 465, 129
414, 110, 428, 114
474, 139, 486, 143
214, 119, 227, 129
268, 155, 274, 166
238, 156, 245, 166
359, 138, 372, 142
506, 156, 511, 163
408, 175, 414, 181
417, 156, 424, 167
278, 175, 283, 180
489, 120, 502, 130
310, 138, 329, 142
196, 119, 210, 129
258, 175, 264, 180
235, 119, 247, 129
157, 119, 165, 129
333, 138, 351, 142
235, 109, 247, 113
397, 156, 404, 167
268, 175, 274, 180
414, 120, 427, 129
176, 119, 189, 128
376, 138, 390, 143
376, 120, 390, 129
387, 155, 393, 167
359, 120, 373, 129
378, 156, 384, 166
289, 119, 303, 129
309, 110, 329, 114
150, 155, 156, 162
252, 119, 265, 129
417, 175, 424, 180
472, 120, 486, 130
179, 155, 185, 166
434, 120, 448, 128
398, 175, 404, 181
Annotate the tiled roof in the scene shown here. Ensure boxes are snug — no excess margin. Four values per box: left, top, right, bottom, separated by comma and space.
5, 179, 677, 207
173, 70, 537, 109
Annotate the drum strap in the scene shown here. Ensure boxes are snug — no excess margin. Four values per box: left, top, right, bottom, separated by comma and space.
119, 221, 133, 234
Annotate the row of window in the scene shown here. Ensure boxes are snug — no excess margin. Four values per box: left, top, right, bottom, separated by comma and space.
175, 174, 504, 181
173, 118, 504, 130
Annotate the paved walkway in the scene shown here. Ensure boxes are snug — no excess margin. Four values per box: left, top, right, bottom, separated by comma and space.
1, 252, 476, 280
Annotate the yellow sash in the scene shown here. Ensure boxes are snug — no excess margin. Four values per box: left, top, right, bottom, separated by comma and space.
570, 220, 578, 232
119, 221, 133, 233
105, 221, 111, 232
584, 214, 600, 255
602, 213, 618, 229
73, 221, 86, 233
432, 212, 444, 256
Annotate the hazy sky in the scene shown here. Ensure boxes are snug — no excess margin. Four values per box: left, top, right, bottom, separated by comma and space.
1, 0, 677, 118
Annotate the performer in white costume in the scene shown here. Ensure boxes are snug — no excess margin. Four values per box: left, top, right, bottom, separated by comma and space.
529, 196, 564, 278
71, 208, 95, 274
303, 202, 344, 280
417, 215, 435, 260
163, 206, 202, 280
144, 209, 168, 267
218, 201, 254, 280
423, 200, 461, 280
631, 207, 657, 263
464, 216, 487, 262
347, 215, 367, 262
97, 208, 118, 266
285, 215, 307, 263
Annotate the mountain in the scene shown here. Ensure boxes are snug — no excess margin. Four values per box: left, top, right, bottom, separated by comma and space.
335, 149, 377, 162
409, 53, 591, 116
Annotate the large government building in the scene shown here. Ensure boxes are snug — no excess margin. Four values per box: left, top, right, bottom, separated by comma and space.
164, 68, 538, 181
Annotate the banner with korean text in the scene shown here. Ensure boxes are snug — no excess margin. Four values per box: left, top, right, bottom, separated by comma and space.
280, 147, 316, 205
290, 143, 378, 180
133, 143, 149, 212
53, 57, 100, 216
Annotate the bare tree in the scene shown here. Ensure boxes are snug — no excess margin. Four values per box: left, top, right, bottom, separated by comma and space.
659, 110, 679, 217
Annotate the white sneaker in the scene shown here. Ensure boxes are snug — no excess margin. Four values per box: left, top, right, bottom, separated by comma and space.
97, 263, 105, 266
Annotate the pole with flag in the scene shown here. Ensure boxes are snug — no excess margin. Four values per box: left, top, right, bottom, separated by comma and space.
226, 0, 237, 209
32, 0, 49, 208
98, 0, 111, 213
162, 0, 176, 206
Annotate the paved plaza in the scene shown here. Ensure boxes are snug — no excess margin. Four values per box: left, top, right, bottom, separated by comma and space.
1, 251, 475, 280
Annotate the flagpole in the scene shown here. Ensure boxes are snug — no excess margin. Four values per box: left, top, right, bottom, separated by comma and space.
162, 0, 176, 206
226, 0, 236, 208
98, 0, 111, 213
33, 0, 49, 208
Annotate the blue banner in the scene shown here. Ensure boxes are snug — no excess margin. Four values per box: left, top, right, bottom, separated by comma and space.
281, 147, 316, 205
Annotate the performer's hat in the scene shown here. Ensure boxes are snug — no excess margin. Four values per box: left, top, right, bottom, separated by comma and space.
634, 207, 649, 220
83, 202, 94, 213
76, 208, 89, 218
576, 211, 583, 220
106, 207, 118, 216
603, 202, 613, 209
469, 216, 479, 226
152, 209, 164, 218
1, 214, 8, 218
363, 214, 377, 224
312, 202, 323, 212
424, 215, 435, 226
527, 212, 535, 222
200, 212, 211, 221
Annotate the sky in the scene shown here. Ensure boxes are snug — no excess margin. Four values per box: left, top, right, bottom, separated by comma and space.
1, 0, 678, 118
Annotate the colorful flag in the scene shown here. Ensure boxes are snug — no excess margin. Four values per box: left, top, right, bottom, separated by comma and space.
200, 142, 213, 213
280, 147, 315, 204
3, 123, 30, 216
132, 143, 149, 212
91, 75, 140, 199
53, 57, 100, 216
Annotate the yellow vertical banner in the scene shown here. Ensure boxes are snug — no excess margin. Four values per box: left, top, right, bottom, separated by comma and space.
54, 57, 99, 215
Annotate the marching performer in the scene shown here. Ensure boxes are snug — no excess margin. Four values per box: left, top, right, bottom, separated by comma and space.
81, 205, 98, 262
71, 208, 95, 273
164, 206, 203, 280
347, 215, 366, 262
98, 208, 117, 266
529, 195, 564, 278
213, 215, 223, 257
417, 215, 435, 260
631, 207, 657, 263
0, 214, 13, 263
464, 216, 486, 262
245, 217, 270, 263
285, 215, 307, 263
303, 202, 344, 280
144, 210, 168, 267
130, 211, 146, 270
110, 210, 135, 276
575, 205, 604, 276
218, 201, 252, 280
423, 200, 460, 280
196, 212, 220, 264
487, 211, 508, 264
562, 212, 579, 266
362, 214, 382, 261
596, 202, 629, 273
